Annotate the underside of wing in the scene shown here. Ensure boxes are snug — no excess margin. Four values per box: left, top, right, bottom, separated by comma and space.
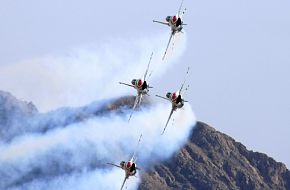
131, 134, 143, 162
162, 32, 174, 60
107, 163, 122, 169
179, 67, 190, 94
153, 20, 169, 26
119, 82, 135, 88
155, 94, 169, 101
177, 0, 185, 17
143, 52, 153, 81
120, 175, 127, 190
128, 94, 140, 121
137, 94, 143, 106
161, 107, 175, 135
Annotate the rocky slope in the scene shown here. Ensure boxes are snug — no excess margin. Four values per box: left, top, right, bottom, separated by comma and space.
0, 91, 38, 139
139, 122, 290, 190
0, 90, 37, 124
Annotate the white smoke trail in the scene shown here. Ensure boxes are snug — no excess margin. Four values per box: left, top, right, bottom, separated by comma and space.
7, 167, 140, 190
0, 31, 193, 190
0, 103, 196, 190
0, 32, 186, 112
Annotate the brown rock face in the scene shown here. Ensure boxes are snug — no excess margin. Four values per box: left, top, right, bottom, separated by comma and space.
139, 122, 290, 190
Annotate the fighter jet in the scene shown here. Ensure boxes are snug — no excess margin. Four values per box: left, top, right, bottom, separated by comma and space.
153, 0, 187, 60
156, 67, 189, 134
119, 53, 153, 121
107, 134, 142, 190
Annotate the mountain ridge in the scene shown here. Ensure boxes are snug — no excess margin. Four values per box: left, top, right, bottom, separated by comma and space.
139, 122, 290, 190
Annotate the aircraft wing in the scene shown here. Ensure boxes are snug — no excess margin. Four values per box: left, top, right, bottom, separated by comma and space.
156, 95, 169, 101
162, 31, 174, 60
107, 163, 122, 169
120, 175, 128, 190
161, 107, 175, 135
137, 93, 143, 106
143, 52, 153, 81
119, 82, 135, 88
177, 0, 185, 17
179, 67, 190, 94
153, 20, 169, 26
131, 134, 143, 162
128, 94, 140, 121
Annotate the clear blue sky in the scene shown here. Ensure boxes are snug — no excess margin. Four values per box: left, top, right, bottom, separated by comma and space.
0, 0, 289, 167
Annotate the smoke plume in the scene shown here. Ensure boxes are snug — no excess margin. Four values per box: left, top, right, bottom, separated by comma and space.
0, 32, 195, 190
0, 32, 186, 112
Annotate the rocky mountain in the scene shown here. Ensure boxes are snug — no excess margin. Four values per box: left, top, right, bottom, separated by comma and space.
139, 122, 290, 190
0, 91, 38, 139
0, 90, 37, 124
